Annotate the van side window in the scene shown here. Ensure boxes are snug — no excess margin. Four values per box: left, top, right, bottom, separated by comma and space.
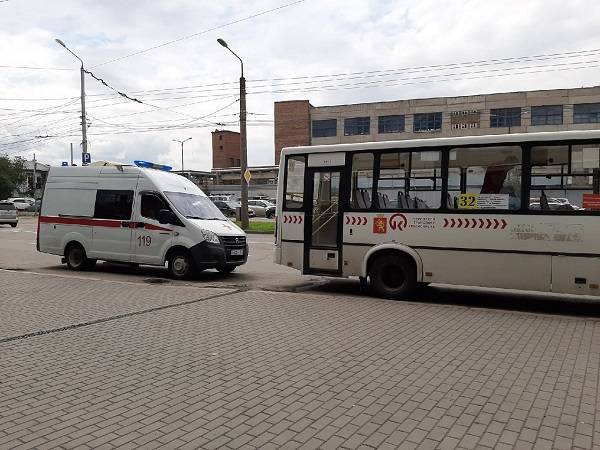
94, 190, 134, 220
140, 194, 168, 220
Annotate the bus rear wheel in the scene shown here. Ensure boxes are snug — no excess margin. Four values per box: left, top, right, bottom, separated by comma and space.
369, 253, 417, 299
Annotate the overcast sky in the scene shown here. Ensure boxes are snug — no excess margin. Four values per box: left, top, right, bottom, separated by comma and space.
2, 0, 600, 169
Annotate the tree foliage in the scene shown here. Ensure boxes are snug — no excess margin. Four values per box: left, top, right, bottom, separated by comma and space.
0, 154, 26, 200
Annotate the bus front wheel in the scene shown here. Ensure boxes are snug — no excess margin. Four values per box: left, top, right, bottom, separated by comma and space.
369, 253, 417, 299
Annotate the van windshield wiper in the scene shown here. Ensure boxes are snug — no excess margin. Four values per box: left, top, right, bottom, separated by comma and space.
186, 215, 226, 220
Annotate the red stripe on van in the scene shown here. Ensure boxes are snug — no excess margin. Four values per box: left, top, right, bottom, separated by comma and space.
39, 216, 122, 228
144, 223, 172, 232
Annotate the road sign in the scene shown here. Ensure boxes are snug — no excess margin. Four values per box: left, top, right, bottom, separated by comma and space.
82, 153, 91, 165
244, 169, 252, 184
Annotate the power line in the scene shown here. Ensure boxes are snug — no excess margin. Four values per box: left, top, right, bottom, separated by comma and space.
90, 0, 307, 68
5, 45, 600, 102
0, 64, 72, 71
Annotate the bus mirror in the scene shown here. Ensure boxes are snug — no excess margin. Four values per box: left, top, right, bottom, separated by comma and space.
158, 209, 176, 224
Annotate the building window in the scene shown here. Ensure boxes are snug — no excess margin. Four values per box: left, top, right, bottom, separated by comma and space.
573, 103, 600, 124
531, 105, 563, 125
490, 107, 521, 128
378, 115, 405, 134
413, 112, 442, 132
344, 117, 370, 136
219, 135, 222, 141
219, 145, 223, 150
312, 119, 337, 138
235, 159, 241, 166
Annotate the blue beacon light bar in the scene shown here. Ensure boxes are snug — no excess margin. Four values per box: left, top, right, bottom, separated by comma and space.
133, 160, 173, 171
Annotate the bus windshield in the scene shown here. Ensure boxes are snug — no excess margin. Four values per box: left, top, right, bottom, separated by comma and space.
164, 192, 227, 220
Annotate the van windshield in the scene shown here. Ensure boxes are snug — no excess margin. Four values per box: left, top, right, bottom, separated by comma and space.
164, 192, 227, 220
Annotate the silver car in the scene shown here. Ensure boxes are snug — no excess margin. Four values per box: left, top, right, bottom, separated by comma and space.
0, 202, 18, 227
248, 199, 276, 218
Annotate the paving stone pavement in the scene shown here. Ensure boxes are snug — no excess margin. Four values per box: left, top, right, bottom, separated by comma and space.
0, 272, 599, 449
0, 270, 233, 340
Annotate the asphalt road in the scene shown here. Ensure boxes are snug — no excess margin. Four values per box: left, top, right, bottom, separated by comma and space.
1, 217, 599, 449
1, 217, 599, 317
0, 217, 321, 292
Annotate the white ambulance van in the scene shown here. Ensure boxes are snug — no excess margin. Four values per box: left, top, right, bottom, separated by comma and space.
37, 161, 248, 278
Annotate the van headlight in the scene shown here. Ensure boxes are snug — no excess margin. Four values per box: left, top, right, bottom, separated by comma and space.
200, 229, 220, 244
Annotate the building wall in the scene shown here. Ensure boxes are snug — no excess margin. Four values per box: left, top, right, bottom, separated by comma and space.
212, 130, 241, 169
274, 100, 311, 166
274, 87, 600, 161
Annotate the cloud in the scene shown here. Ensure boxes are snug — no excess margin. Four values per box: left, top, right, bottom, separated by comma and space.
1, 0, 600, 168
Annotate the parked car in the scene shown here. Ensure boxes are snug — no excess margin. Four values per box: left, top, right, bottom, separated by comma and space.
248, 199, 276, 218
5, 197, 35, 210
213, 200, 256, 218
0, 201, 18, 227
529, 197, 581, 211
26, 199, 42, 212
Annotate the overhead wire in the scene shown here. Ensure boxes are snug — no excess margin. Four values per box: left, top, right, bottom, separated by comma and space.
90, 0, 307, 68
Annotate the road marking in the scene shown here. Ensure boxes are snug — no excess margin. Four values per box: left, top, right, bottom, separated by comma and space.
0, 288, 240, 344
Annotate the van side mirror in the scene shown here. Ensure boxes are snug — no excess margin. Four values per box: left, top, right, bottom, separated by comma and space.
158, 209, 176, 224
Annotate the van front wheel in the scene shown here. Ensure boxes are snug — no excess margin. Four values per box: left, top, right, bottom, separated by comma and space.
65, 243, 91, 271
168, 250, 194, 279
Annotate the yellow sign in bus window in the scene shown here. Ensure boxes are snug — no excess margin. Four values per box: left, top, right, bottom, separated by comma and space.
457, 193, 478, 209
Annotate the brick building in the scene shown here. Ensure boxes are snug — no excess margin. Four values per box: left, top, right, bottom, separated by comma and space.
274, 86, 600, 165
212, 130, 241, 169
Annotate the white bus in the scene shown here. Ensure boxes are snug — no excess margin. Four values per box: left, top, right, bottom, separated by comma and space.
274, 130, 600, 298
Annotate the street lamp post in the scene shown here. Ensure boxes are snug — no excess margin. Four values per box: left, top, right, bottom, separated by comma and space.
55, 39, 88, 156
173, 137, 192, 173
217, 38, 249, 230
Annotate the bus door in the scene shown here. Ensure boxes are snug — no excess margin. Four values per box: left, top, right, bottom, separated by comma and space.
305, 168, 343, 274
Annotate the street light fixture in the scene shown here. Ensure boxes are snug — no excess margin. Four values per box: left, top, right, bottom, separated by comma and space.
217, 37, 248, 230
55, 38, 88, 156
173, 137, 192, 173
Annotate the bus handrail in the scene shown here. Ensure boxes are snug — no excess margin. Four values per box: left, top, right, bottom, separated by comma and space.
312, 201, 338, 236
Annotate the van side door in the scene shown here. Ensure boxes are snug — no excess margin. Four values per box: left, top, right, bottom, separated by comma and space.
89, 188, 136, 262
133, 192, 174, 265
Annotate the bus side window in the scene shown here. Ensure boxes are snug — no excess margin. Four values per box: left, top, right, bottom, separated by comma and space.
448, 146, 522, 211
350, 153, 374, 209
529, 144, 600, 211
284, 156, 305, 209
377, 151, 441, 210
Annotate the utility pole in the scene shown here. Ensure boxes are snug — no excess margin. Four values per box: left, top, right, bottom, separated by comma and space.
32, 153, 37, 198
172, 137, 192, 174
70, 143, 74, 166
55, 39, 88, 155
80, 63, 88, 153
218, 38, 249, 230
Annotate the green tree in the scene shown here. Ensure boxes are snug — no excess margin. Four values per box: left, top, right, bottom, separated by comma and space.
0, 154, 26, 200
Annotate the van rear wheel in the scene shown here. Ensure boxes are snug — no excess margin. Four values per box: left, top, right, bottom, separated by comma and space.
65, 243, 91, 271
369, 253, 417, 299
